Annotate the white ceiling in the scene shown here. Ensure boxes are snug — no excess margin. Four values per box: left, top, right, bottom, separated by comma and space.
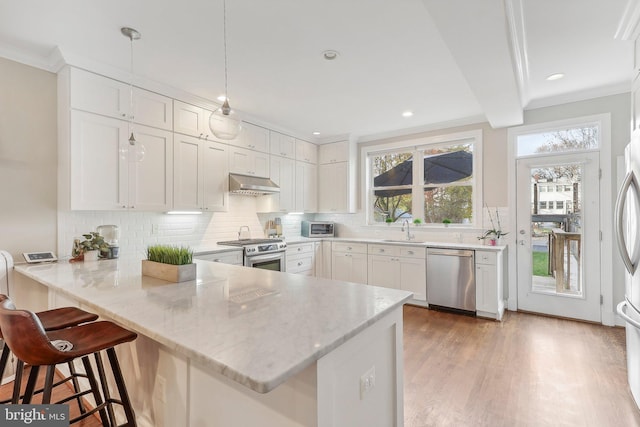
0, 0, 633, 142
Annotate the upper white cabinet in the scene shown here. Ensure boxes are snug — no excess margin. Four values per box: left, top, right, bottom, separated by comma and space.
257, 156, 295, 213
295, 161, 317, 213
318, 141, 356, 213
173, 100, 214, 139
228, 146, 270, 178
270, 131, 296, 158
70, 67, 172, 130
319, 140, 349, 164
236, 122, 269, 153
295, 139, 318, 164
69, 111, 172, 210
174, 134, 229, 212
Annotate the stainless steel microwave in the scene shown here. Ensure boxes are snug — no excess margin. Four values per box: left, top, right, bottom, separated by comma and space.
301, 221, 335, 237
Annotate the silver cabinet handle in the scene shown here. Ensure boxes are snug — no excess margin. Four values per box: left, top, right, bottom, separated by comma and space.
615, 171, 639, 274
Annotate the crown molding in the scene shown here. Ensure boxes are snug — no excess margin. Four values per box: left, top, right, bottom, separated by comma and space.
504, 0, 530, 107
615, 0, 640, 40
525, 81, 631, 111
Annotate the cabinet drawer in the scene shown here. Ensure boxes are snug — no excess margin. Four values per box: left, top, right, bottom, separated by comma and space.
368, 244, 400, 256
476, 251, 497, 265
287, 243, 314, 256
287, 255, 314, 273
399, 247, 426, 259
332, 242, 367, 254
195, 251, 243, 265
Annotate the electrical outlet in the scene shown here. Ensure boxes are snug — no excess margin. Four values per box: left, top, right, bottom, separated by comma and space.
359, 366, 376, 400
154, 375, 166, 402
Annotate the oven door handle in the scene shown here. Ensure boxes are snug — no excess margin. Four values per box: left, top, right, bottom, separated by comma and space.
247, 252, 285, 263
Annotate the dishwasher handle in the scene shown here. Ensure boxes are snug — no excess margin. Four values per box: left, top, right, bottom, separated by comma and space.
428, 249, 474, 257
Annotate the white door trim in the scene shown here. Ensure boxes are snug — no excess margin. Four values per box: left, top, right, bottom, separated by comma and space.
507, 113, 613, 325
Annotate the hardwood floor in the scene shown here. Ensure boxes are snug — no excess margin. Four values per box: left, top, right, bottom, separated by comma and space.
403, 305, 640, 426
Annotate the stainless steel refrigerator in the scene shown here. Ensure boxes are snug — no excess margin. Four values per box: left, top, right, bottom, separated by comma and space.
615, 139, 640, 409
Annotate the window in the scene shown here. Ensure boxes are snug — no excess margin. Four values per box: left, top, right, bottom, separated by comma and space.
365, 130, 481, 226
564, 185, 572, 191
539, 186, 547, 192
516, 124, 599, 157
556, 201, 564, 209
556, 185, 563, 192
540, 201, 547, 209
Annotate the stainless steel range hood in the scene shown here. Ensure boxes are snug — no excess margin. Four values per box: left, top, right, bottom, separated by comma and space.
229, 173, 280, 196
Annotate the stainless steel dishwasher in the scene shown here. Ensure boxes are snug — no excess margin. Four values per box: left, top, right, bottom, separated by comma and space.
426, 248, 475, 314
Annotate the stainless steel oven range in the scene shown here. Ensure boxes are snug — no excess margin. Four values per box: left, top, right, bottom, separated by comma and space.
217, 239, 287, 272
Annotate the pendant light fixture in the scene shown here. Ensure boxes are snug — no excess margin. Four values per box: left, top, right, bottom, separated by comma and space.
209, 0, 242, 140
121, 26, 145, 162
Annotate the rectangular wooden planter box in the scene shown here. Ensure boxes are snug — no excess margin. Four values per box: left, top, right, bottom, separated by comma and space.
142, 260, 197, 283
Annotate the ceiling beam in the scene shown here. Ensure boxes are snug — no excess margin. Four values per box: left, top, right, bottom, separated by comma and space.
422, 0, 523, 128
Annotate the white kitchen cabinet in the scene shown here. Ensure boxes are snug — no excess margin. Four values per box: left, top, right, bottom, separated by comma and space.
286, 243, 315, 275
173, 100, 215, 139
236, 122, 270, 153
332, 242, 367, 284
295, 139, 318, 164
173, 134, 229, 212
228, 146, 270, 178
69, 111, 172, 211
295, 162, 317, 213
318, 162, 348, 212
195, 250, 242, 265
270, 131, 296, 158
367, 244, 426, 301
316, 241, 332, 279
257, 156, 295, 213
475, 250, 505, 320
70, 67, 172, 130
319, 140, 349, 164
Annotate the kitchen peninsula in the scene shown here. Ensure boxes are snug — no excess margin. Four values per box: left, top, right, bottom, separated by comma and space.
12, 258, 411, 427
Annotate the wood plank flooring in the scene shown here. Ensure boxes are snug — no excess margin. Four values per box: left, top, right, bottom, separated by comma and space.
403, 305, 640, 426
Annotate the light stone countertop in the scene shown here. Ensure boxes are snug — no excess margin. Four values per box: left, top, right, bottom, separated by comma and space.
283, 236, 506, 251
14, 258, 412, 393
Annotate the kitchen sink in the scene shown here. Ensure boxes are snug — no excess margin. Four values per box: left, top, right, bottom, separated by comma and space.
380, 239, 426, 244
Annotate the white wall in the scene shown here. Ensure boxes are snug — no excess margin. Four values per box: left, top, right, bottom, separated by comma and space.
0, 57, 57, 262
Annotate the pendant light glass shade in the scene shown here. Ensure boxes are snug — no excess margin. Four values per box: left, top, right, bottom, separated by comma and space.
210, 99, 241, 140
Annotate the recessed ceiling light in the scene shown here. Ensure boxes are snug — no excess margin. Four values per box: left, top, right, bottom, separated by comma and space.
312, 131, 321, 136
323, 50, 339, 60
402, 111, 414, 117
546, 73, 565, 81
217, 95, 227, 102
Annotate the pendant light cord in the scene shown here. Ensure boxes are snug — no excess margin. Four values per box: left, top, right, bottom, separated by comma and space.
129, 34, 134, 135
223, 0, 229, 101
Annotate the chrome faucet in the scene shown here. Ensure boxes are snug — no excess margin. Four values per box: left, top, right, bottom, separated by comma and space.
401, 219, 415, 241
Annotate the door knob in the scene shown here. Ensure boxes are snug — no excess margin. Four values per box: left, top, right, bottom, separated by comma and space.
519, 229, 526, 235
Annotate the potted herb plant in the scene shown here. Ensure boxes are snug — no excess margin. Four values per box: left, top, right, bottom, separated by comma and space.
478, 206, 508, 246
74, 232, 109, 261
142, 245, 195, 282
442, 218, 452, 227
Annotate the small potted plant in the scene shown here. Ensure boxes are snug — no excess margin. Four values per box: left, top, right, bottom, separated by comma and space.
142, 245, 195, 282
478, 206, 508, 246
442, 218, 452, 227
385, 217, 394, 225
413, 218, 422, 226
73, 232, 109, 261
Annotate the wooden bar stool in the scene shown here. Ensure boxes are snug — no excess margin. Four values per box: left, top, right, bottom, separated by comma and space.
0, 296, 137, 426
0, 295, 99, 407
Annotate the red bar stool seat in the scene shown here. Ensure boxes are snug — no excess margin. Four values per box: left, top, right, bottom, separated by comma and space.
0, 296, 137, 426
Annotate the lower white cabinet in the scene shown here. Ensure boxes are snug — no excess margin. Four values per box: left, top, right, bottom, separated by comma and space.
367, 244, 426, 301
332, 242, 367, 283
286, 243, 315, 275
475, 250, 505, 320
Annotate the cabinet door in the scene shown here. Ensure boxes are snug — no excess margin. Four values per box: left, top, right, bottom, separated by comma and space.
332, 253, 352, 282
70, 68, 129, 119
229, 147, 270, 177
368, 255, 400, 289
129, 126, 173, 211
295, 139, 318, 164
133, 88, 173, 130
318, 162, 348, 212
476, 263, 498, 314
202, 141, 229, 212
240, 122, 270, 153
399, 257, 427, 301
70, 111, 128, 210
267, 156, 295, 213
253, 151, 270, 178
351, 253, 368, 284
319, 140, 349, 164
270, 131, 296, 158
295, 162, 317, 213
174, 101, 209, 138
173, 134, 203, 210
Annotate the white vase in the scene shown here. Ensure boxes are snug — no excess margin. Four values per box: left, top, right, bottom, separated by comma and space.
84, 250, 99, 261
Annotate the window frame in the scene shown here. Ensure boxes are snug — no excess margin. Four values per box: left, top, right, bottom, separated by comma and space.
362, 129, 483, 228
